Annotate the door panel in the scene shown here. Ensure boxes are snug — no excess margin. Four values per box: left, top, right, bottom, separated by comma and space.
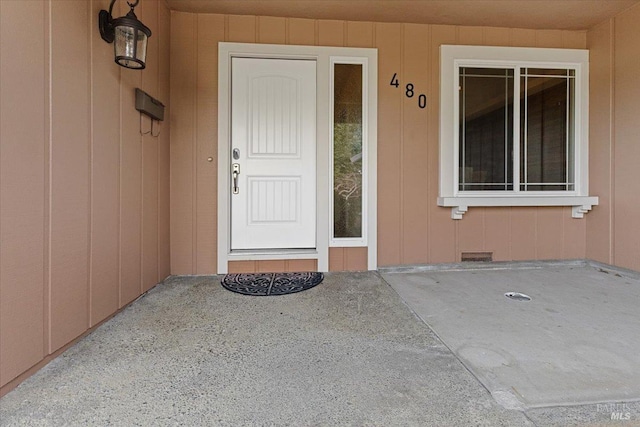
231, 57, 316, 250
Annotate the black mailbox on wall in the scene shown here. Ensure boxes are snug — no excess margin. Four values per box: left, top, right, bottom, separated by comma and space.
135, 88, 165, 121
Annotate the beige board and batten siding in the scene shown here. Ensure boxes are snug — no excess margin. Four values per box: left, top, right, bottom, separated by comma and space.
170, 12, 588, 274
0, 0, 171, 394
2, 0, 638, 399
0, 0, 47, 391
586, 2, 640, 272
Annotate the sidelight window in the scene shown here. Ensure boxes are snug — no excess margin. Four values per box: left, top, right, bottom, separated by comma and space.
331, 58, 368, 244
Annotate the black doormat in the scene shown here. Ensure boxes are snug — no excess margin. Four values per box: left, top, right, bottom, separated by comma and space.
221, 272, 324, 296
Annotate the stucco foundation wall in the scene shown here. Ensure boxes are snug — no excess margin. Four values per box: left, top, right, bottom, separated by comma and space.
586, 3, 640, 272
170, 12, 588, 273
0, 0, 171, 391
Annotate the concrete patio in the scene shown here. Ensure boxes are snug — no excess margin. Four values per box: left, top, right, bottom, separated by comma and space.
0, 264, 638, 426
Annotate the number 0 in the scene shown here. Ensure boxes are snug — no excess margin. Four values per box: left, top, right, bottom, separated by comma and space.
418, 94, 427, 109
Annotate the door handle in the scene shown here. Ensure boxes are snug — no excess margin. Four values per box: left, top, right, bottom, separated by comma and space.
232, 163, 240, 194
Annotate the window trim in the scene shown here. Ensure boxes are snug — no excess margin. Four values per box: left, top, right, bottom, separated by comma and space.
438, 45, 598, 219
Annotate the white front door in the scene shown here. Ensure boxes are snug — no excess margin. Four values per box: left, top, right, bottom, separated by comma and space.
230, 57, 317, 250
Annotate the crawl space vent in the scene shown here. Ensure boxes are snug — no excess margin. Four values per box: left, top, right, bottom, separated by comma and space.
461, 252, 493, 262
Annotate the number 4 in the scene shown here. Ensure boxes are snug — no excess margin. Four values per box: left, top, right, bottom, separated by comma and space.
390, 73, 399, 88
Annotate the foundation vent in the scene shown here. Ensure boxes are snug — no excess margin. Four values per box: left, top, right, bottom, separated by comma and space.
461, 251, 493, 262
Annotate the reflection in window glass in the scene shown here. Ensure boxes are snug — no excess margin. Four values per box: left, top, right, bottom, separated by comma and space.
333, 64, 363, 238
458, 67, 575, 192
520, 68, 575, 191
459, 68, 514, 191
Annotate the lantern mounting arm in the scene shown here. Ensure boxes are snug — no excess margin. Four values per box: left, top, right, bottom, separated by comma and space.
99, 0, 145, 44
99, 0, 118, 43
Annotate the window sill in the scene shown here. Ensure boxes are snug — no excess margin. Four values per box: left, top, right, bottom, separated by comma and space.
437, 195, 599, 219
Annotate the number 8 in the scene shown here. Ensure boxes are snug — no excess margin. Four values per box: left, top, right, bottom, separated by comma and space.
406, 83, 414, 98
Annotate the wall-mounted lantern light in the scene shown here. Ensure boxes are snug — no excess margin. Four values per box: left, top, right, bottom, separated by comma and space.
98, 0, 152, 70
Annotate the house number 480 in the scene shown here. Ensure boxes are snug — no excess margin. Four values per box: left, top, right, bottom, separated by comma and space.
390, 73, 427, 109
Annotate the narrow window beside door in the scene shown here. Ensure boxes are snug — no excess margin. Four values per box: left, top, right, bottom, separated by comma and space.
331, 61, 366, 243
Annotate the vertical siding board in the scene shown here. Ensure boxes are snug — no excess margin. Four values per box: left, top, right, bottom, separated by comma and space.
329, 247, 345, 272
0, 0, 46, 386
228, 261, 257, 273
227, 15, 257, 42
510, 28, 537, 47
484, 208, 511, 261
287, 18, 315, 46
483, 27, 511, 47
191, 17, 198, 275
613, 5, 640, 271
49, 0, 91, 350
563, 207, 586, 259
536, 208, 564, 259
375, 22, 403, 266
535, 29, 564, 48
158, 3, 171, 280
346, 21, 374, 48
586, 21, 613, 264
196, 14, 225, 274
120, 66, 143, 305
400, 24, 429, 264
345, 247, 368, 271
562, 30, 587, 49
141, 0, 159, 292
287, 259, 317, 271
90, 0, 120, 325
42, 0, 52, 369
170, 12, 196, 274
317, 20, 345, 47
510, 207, 537, 260
457, 26, 484, 45
457, 209, 486, 258
111, 0, 143, 304
257, 260, 286, 273
258, 16, 286, 44
428, 25, 457, 264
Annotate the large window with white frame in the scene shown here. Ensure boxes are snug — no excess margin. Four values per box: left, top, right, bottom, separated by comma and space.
438, 45, 598, 219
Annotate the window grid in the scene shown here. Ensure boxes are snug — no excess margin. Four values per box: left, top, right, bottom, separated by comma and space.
504, 68, 509, 191
439, 45, 597, 219
461, 69, 465, 188
520, 67, 575, 192
523, 70, 528, 191
459, 68, 514, 191
459, 66, 576, 193
565, 72, 570, 191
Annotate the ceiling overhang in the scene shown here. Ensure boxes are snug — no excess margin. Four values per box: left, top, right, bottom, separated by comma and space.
165, 0, 639, 31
